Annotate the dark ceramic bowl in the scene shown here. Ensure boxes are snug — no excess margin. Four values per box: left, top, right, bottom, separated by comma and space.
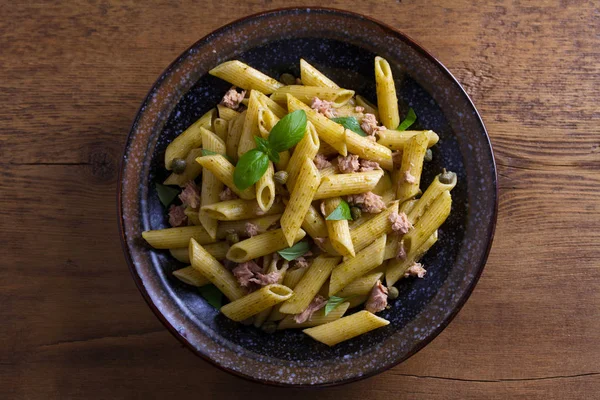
118, 7, 497, 387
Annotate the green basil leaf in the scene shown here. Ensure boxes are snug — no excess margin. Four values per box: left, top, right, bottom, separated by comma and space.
277, 241, 310, 261
324, 296, 347, 316
201, 149, 234, 163
233, 149, 269, 190
155, 182, 180, 207
331, 116, 367, 136
268, 110, 307, 152
198, 284, 223, 309
325, 200, 352, 220
397, 108, 417, 131
254, 136, 280, 163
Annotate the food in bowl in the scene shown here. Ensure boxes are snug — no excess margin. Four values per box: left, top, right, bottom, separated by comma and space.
141, 56, 456, 346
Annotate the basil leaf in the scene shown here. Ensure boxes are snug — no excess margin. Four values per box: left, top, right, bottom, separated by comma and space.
268, 110, 307, 152
324, 296, 347, 316
277, 241, 310, 261
155, 182, 180, 207
233, 149, 269, 190
331, 116, 367, 136
202, 149, 234, 163
254, 136, 280, 163
198, 284, 223, 309
325, 200, 352, 220
397, 108, 417, 131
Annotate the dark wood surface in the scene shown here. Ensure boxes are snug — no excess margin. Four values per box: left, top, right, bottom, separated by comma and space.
2, 1, 599, 398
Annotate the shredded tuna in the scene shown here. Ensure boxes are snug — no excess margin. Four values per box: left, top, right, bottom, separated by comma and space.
404, 170, 416, 184
360, 113, 385, 136
347, 192, 387, 214
168, 205, 187, 227
179, 181, 200, 209
294, 295, 327, 323
220, 86, 246, 110
219, 187, 238, 201
249, 271, 281, 286
311, 97, 336, 118
359, 159, 381, 172
389, 211, 412, 234
404, 262, 427, 278
232, 261, 263, 287
365, 280, 388, 313
354, 106, 365, 113
392, 151, 403, 165
245, 222, 260, 237
396, 240, 407, 260
294, 256, 310, 269
337, 154, 360, 173
313, 153, 332, 170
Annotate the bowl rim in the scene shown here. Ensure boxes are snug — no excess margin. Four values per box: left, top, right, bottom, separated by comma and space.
117, 6, 498, 387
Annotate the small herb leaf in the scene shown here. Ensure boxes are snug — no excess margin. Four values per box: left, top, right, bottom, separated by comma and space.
198, 284, 223, 309
155, 182, 180, 207
397, 108, 417, 131
325, 296, 347, 316
254, 136, 280, 163
326, 200, 352, 220
268, 110, 307, 152
331, 116, 367, 136
277, 241, 310, 261
233, 149, 269, 190
202, 149, 234, 163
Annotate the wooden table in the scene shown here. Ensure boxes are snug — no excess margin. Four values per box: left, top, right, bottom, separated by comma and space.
2, 1, 599, 398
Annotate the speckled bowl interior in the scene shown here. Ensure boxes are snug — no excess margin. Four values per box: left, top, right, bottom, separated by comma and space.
118, 8, 497, 387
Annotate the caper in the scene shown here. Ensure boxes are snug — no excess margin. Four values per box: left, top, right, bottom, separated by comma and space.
424, 148, 433, 162
388, 286, 399, 299
171, 158, 187, 174
261, 321, 277, 334
225, 231, 240, 244
439, 168, 457, 185
350, 206, 362, 220
280, 73, 297, 86
274, 170, 289, 185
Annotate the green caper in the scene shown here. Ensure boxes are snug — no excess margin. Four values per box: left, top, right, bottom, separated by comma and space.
261, 321, 277, 334
439, 168, 457, 185
388, 286, 399, 299
280, 73, 297, 86
225, 231, 239, 244
171, 158, 187, 174
350, 206, 362, 220
274, 170, 289, 185
424, 148, 433, 162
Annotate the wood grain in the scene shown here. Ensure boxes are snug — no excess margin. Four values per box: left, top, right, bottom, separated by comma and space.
1, 0, 599, 399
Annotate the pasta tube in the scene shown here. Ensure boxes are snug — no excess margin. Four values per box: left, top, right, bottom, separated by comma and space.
323, 197, 355, 257
165, 108, 215, 170
313, 170, 383, 200
220, 284, 293, 321
374, 56, 399, 129
142, 225, 216, 249
209, 60, 283, 94
396, 132, 429, 203
277, 302, 349, 329
195, 154, 256, 200
403, 191, 451, 253
299, 59, 340, 88
226, 228, 306, 263
377, 130, 439, 150
271, 86, 354, 108
303, 310, 389, 346
172, 266, 210, 287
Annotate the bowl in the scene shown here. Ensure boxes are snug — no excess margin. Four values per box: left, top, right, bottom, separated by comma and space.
118, 7, 497, 387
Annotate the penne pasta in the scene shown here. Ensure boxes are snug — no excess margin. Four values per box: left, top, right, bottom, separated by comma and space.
256, 161, 276, 212
225, 110, 246, 162
256, 90, 287, 118
323, 197, 355, 257
286, 122, 320, 191
209, 60, 283, 94
202, 199, 284, 221
303, 310, 389, 346
337, 271, 384, 297
271, 86, 354, 108
220, 284, 293, 322
345, 129, 394, 170
169, 241, 229, 263
237, 90, 261, 157
299, 59, 340, 88
313, 170, 383, 200
216, 214, 281, 239
403, 190, 451, 254
280, 156, 321, 246
189, 238, 245, 301
301, 204, 329, 239
142, 225, 216, 249
329, 234, 386, 296
396, 132, 429, 203
407, 171, 457, 224
350, 201, 399, 253
165, 108, 216, 170
386, 231, 438, 287
173, 266, 210, 287
267, 266, 308, 322
196, 154, 256, 200
377, 129, 439, 150
213, 117, 229, 142
226, 228, 306, 263
287, 94, 347, 156
277, 302, 349, 330
279, 255, 341, 315
374, 56, 399, 129
198, 128, 226, 239
217, 104, 240, 121
346, 294, 369, 309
